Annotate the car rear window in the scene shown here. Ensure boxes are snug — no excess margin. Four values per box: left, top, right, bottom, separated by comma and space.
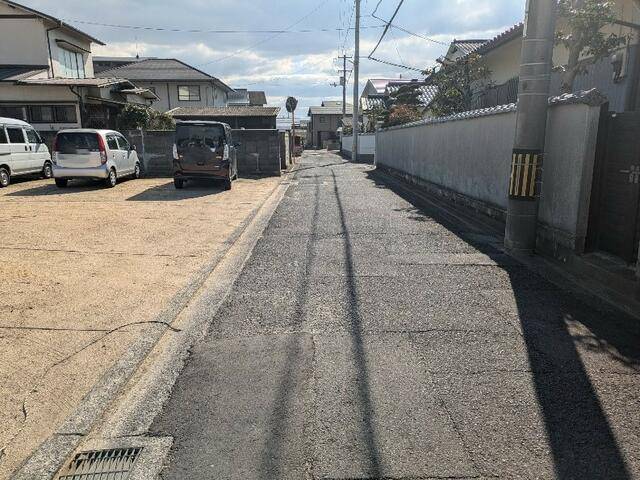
56, 132, 100, 153
176, 124, 225, 149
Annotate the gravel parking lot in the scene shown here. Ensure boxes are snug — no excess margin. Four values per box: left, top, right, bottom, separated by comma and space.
0, 174, 282, 476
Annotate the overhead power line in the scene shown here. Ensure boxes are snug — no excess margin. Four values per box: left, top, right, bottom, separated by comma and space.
386, 22, 449, 46
367, 55, 424, 72
367, 0, 405, 58
64, 18, 384, 35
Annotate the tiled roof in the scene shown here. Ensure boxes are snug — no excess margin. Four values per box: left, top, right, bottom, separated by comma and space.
308, 104, 353, 116
168, 106, 281, 117
386, 83, 438, 106
0, 65, 48, 81
451, 39, 488, 56
360, 96, 386, 111
476, 23, 524, 56
17, 77, 132, 87
96, 59, 233, 92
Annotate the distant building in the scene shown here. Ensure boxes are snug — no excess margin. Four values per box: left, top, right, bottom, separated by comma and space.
307, 101, 353, 149
228, 89, 268, 106
96, 58, 233, 112
168, 106, 280, 129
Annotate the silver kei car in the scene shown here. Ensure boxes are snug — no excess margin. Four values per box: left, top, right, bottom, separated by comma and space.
52, 129, 141, 188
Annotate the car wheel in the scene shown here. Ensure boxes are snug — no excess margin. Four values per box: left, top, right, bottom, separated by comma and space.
42, 161, 53, 179
133, 162, 141, 179
105, 168, 117, 188
224, 175, 232, 191
55, 178, 68, 188
174, 178, 184, 189
0, 168, 10, 188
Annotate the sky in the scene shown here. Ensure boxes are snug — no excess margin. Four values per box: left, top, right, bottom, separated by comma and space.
20, 0, 527, 119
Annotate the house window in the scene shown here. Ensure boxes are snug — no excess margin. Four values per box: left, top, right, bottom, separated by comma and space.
178, 85, 201, 101
54, 105, 77, 123
27, 105, 77, 123
319, 116, 326, 123
0, 106, 27, 121
59, 48, 85, 79
30, 106, 54, 123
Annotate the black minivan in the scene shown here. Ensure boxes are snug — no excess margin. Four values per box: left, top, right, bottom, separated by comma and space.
172, 121, 238, 190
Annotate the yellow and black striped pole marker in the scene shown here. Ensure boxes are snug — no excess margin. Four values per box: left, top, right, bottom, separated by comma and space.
509, 149, 541, 199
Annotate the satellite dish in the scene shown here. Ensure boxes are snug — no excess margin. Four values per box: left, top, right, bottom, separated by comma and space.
286, 97, 298, 113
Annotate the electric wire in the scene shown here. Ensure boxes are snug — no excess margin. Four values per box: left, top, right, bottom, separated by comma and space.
367, 0, 405, 58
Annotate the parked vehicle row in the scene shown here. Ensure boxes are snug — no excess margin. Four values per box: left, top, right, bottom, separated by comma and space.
0, 118, 238, 190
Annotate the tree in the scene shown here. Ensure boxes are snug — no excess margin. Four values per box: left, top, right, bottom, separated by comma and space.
117, 104, 175, 131
385, 104, 422, 127
556, 0, 627, 93
148, 109, 176, 130
425, 53, 491, 117
375, 83, 425, 128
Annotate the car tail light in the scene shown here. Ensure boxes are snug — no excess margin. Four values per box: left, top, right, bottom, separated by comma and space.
97, 133, 107, 165
52, 135, 59, 164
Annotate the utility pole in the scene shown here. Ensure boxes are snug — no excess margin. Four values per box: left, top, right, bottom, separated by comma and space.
342, 54, 348, 128
333, 54, 353, 134
504, 0, 557, 253
352, 0, 361, 163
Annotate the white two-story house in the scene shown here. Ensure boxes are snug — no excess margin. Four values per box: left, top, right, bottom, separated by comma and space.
0, 0, 156, 139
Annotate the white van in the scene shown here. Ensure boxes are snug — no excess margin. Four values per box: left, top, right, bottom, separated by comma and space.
0, 117, 53, 188
52, 129, 141, 188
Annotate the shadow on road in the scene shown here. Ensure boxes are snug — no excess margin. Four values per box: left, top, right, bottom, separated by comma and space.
258, 172, 320, 478
127, 180, 224, 201
330, 169, 382, 477
365, 167, 639, 479
5, 179, 106, 196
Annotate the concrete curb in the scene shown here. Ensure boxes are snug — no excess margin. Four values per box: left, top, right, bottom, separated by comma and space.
10, 174, 296, 480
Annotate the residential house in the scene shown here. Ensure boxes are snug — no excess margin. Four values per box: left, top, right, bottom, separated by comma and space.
0, 0, 156, 136
307, 101, 353, 149
450, 0, 640, 112
96, 58, 234, 113
168, 106, 280, 129
228, 89, 268, 106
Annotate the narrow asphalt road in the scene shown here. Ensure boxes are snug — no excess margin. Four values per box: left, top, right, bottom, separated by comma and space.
151, 151, 640, 479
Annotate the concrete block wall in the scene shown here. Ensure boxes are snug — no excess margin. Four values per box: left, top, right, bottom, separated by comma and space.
341, 133, 376, 162
126, 130, 175, 177
375, 96, 605, 256
125, 129, 285, 178
232, 129, 282, 176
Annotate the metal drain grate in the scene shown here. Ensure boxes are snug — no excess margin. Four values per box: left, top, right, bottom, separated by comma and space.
57, 448, 142, 480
